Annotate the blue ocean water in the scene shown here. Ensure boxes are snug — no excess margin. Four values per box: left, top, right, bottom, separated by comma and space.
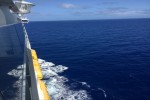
26, 18, 150, 100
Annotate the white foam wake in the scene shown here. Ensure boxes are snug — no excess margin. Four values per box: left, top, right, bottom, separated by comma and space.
7, 65, 23, 88
98, 88, 107, 98
7, 65, 23, 100
7, 59, 91, 100
7, 65, 23, 78
39, 59, 91, 100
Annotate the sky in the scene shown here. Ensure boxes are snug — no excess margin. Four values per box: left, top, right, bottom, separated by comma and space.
27, 0, 150, 21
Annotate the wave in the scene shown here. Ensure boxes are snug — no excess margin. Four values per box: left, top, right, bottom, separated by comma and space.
8, 59, 91, 100
39, 59, 91, 100
98, 88, 107, 98
7, 65, 23, 100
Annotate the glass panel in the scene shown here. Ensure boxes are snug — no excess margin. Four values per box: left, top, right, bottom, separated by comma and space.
0, 23, 25, 99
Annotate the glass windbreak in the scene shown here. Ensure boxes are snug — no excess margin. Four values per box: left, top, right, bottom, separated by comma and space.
0, 23, 25, 99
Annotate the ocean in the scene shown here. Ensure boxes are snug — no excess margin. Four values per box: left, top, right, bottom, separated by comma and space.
26, 19, 150, 100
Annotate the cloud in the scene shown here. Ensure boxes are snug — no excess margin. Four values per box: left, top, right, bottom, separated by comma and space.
60, 3, 91, 10
101, 7, 128, 15
98, 7, 150, 17
141, 9, 150, 14
61, 3, 77, 9
73, 11, 94, 16
101, 1, 117, 5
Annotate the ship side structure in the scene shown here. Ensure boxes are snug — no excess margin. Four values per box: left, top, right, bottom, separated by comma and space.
0, 0, 50, 100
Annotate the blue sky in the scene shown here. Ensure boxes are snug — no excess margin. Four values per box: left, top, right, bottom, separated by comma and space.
27, 0, 150, 21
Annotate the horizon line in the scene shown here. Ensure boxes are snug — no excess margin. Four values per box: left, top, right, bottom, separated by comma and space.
29, 17, 150, 22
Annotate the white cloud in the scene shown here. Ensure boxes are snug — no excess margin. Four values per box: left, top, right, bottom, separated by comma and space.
98, 7, 150, 17
101, 1, 117, 5
61, 3, 76, 9
73, 11, 94, 16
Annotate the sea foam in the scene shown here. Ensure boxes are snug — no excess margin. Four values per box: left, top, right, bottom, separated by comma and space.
39, 59, 91, 100
8, 59, 91, 100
